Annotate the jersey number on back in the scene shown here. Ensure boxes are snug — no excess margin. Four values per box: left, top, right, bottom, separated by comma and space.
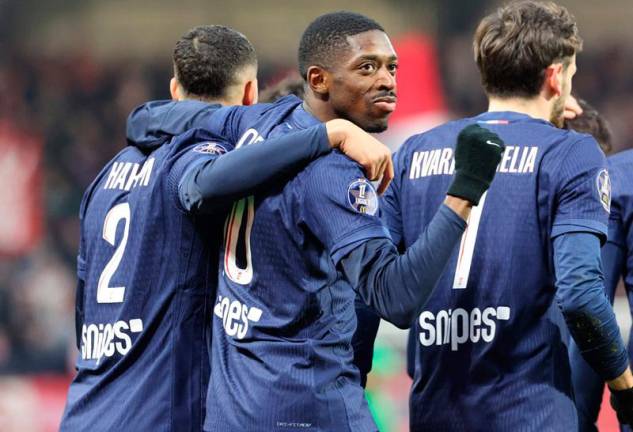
97, 202, 130, 303
453, 192, 487, 289
223, 128, 262, 285
224, 196, 254, 285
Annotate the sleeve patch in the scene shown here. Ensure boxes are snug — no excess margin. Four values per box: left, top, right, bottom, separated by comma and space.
596, 169, 611, 213
347, 178, 379, 216
193, 142, 228, 155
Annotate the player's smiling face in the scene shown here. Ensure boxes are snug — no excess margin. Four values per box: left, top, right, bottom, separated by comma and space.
328, 30, 398, 133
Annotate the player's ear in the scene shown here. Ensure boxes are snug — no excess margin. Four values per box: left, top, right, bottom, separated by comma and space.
306, 65, 330, 96
242, 79, 258, 106
170, 77, 181, 101
544, 63, 564, 98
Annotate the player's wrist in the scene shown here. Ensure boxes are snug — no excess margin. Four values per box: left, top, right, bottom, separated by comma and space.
447, 172, 489, 206
608, 369, 633, 391
324, 119, 354, 149
443, 195, 472, 222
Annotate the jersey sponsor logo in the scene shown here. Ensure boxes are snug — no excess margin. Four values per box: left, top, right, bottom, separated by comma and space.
417, 306, 510, 351
409, 146, 538, 179
214, 295, 262, 339
192, 142, 228, 155
347, 178, 378, 215
80, 318, 144, 364
104, 158, 155, 191
596, 169, 611, 212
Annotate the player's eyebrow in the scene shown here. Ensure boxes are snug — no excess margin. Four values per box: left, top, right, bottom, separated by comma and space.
354, 54, 398, 63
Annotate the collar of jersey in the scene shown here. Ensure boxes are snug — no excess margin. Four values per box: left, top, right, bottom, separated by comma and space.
474, 111, 553, 126
286, 103, 321, 130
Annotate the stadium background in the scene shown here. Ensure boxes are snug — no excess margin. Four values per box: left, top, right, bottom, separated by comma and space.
0, 0, 632, 430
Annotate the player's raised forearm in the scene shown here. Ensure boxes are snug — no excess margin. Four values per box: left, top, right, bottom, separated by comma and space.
339, 204, 467, 328
340, 125, 505, 327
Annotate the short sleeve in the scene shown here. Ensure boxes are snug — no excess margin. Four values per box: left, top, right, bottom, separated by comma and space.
551, 136, 610, 242
380, 149, 405, 248
301, 152, 392, 264
166, 128, 234, 212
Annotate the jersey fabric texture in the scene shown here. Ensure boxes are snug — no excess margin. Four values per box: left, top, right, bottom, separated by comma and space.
61, 100, 229, 432
381, 111, 610, 432
204, 96, 388, 432
570, 149, 633, 432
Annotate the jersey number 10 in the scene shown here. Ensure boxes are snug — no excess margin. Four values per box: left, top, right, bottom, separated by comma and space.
223, 128, 262, 285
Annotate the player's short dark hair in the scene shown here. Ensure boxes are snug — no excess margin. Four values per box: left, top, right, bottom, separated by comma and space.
298, 11, 384, 80
564, 99, 612, 154
474, 1, 582, 98
259, 74, 305, 103
173, 25, 257, 98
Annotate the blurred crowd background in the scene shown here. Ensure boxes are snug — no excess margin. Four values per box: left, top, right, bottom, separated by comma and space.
1, 0, 632, 430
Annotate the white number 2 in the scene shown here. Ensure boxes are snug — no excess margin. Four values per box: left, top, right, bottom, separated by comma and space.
453, 192, 487, 289
97, 202, 130, 303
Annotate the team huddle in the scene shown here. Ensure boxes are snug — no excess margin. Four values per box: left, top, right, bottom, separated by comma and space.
60, 2, 633, 431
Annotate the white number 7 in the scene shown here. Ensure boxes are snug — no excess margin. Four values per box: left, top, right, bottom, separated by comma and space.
453, 192, 487, 289
97, 202, 130, 303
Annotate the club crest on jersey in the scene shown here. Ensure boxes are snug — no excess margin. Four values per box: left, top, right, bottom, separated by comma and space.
193, 142, 227, 155
596, 169, 611, 212
347, 178, 378, 216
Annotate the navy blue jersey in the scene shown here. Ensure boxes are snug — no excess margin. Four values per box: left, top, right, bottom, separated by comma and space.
607, 149, 633, 294
60, 101, 230, 431
381, 111, 609, 431
570, 149, 633, 432
204, 98, 389, 432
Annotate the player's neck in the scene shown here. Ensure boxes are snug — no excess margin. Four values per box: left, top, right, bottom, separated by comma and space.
487, 97, 552, 123
302, 93, 338, 123
180, 95, 230, 105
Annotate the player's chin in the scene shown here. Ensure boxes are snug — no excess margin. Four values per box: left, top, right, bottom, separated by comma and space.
363, 110, 391, 133
363, 115, 390, 133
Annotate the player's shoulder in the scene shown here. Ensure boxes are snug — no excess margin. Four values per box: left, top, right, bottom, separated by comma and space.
80, 146, 141, 216
608, 148, 633, 169
307, 150, 362, 175
550, 129, 604, 164
215, 95, 302, 125
169, 127, 233, 156
297, 151, 365, 193
608, 149, 633, 193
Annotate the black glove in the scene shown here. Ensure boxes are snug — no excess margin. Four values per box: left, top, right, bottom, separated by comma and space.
447, 124, 505, 206
610, 387, 633, 425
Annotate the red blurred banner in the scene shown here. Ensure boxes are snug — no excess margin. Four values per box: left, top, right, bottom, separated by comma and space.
0, 120, 43, 257
0, 375, 70, 432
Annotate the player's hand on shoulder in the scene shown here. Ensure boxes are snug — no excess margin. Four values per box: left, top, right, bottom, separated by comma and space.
447, 124, 505, 206
324, 119, 393, 195
563, 94, 583, 120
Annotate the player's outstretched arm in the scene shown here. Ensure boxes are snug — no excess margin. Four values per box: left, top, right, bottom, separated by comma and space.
178, 120, 392, 214
553, 232, 633, 425
339, 125, 505, 327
